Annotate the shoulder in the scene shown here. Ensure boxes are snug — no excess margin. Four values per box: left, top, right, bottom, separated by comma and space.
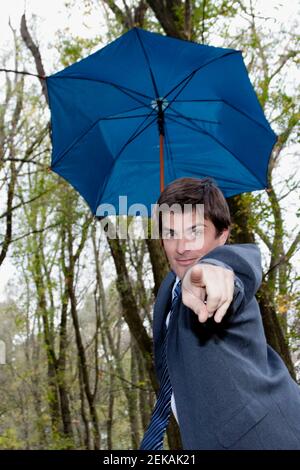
203, 243, 261, 259
201, 244, 261, 272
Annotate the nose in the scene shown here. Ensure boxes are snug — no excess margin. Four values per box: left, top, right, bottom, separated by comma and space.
176, 238, 188, 255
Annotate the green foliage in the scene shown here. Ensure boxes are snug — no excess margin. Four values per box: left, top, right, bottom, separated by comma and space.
0, 0, 299, 451
47, 432, 75, 450
192, 0, 239, 41
0, 428, 23, 450
55, 35, 102, 67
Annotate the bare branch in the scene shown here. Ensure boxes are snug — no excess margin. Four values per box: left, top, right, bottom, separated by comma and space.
134, 1, 148, 27
269, 112, 299, 172
286, 231, 300, 262
278, 182, 300, 202
20, 14, 48, 104
1, 223, 60, 246
255, 225, 273, 251
0, 188, 53, 220
0, 162, 16, 265
269, 50, 299, 83
122, 0, 134, 27
4, 158, 48, 168
201, 0, 206, 43
101, 0, 130, 29
0, 68, 45, 79
184, 0, 192, 40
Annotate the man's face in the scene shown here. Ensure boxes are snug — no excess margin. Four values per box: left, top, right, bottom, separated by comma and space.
162, 209, 228, 279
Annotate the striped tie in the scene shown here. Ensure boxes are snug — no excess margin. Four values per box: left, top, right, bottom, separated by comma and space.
140, 280, 181, 450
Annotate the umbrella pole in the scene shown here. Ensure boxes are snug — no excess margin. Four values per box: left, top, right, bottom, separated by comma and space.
157, 99, 165, 193
160, 133, 164, 193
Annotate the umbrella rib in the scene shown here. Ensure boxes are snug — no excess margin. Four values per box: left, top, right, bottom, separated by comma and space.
167, 108, 220, 125
98, 104, 151, 121
52, 105, 153, 166
53, 75, 153, 106
164, 51, 239, 101
100, 104, 147, 119
101, 113, 153, 121
114, 113, 157, 160
135, 28, 160, 98
175, 99, 222, 102
171, 99, 274, 134
165, 113, 266, 188
163, 51, 273, 137
95, 115, 158, 209
164, 72, 196, 114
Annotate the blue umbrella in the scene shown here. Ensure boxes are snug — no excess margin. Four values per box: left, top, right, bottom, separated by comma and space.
47, 28, 276, 216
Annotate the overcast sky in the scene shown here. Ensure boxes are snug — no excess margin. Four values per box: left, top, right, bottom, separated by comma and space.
1, 0, 298, 51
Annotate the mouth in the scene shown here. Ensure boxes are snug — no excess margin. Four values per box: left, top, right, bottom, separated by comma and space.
176, 258, 196, 266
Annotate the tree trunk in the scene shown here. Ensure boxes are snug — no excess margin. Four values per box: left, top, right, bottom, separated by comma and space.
107, 370, 115, 450
78, 362, 92, 449
107, 235, 158, 391
66, 269, 101, 449
228, 195, 296, 378
137, 348, 152, 432
32, 246, 61, 435
129, 339, 142, 449
57, 300, 73, 438
146, 239, 169, 297
258, 281, 296, 380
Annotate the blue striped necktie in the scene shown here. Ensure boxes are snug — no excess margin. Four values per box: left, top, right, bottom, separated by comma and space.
140, 280, 181, 450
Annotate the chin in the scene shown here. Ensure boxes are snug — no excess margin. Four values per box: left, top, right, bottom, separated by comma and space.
175, 266, 188, 279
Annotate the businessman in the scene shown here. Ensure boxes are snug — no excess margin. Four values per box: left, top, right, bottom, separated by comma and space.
140, 177, 300, 450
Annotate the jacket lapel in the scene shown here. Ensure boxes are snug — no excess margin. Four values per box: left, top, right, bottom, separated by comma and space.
153, 271, 176, 345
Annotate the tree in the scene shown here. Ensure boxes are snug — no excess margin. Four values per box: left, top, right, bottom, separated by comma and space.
0, 0, 298, 451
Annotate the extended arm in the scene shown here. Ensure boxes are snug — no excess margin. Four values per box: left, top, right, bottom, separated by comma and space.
182, 244, 262, 323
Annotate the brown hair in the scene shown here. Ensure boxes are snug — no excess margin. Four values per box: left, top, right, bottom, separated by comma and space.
156, 177, 231, 237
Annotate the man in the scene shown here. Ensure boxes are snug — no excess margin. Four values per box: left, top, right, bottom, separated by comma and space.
140, 177, 300, 450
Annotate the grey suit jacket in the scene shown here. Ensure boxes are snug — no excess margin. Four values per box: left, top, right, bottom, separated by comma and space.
153, 244, 300, 450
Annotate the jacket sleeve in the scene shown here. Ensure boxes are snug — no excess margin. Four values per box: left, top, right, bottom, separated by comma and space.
198, 244, 262, 309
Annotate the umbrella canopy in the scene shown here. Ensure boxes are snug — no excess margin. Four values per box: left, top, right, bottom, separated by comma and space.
47, 27, 276, 216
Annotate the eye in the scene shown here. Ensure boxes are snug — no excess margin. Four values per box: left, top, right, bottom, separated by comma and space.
162, 230, 174, 239
185, 227, 202, 240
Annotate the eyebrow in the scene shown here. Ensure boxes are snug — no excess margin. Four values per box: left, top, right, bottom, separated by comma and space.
189, 224, 206, 230
162, 223, 206, 233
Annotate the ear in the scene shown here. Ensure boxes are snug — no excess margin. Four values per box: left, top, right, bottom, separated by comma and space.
218, 228, 229, 245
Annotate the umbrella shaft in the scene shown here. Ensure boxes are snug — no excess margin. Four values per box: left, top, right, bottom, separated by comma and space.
160, 133, 164, 193
157, 99, 165, 193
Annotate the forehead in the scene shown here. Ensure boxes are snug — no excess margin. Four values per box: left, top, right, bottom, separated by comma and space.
161, 209, 203, 228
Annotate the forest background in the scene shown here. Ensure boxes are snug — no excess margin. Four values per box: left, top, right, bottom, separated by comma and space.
0, 0, 299, 450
